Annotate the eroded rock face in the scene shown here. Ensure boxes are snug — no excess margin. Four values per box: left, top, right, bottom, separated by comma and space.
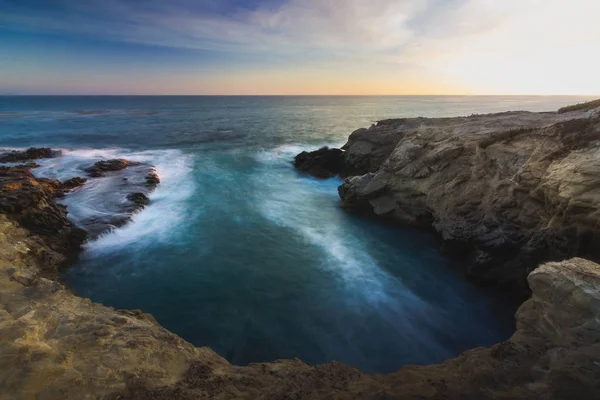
294, 146, 345, 179
338, 105, 600, 295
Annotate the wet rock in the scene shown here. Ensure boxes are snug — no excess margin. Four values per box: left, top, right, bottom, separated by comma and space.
145, 169, 160, 189
126, 192, 150, 208
85, 159, 141, 177
294, 146, 345, 179
0, 147, 61, 163
61, 177, 87, 191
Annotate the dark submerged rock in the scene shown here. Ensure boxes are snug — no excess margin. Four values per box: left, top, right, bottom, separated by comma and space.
294, 146, 345, 179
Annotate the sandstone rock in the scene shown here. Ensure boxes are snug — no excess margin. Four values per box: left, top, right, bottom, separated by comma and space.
294, 146, 345, 178
337, 104, 600, 296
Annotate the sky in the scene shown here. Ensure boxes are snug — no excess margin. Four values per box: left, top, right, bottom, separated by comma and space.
1, 0, 599, 95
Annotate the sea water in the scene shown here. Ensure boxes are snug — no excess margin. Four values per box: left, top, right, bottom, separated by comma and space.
0, 95, 593, 373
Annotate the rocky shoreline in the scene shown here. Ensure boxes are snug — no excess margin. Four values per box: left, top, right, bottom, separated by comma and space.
1, 101, 600, 399
297, 100, 600, 299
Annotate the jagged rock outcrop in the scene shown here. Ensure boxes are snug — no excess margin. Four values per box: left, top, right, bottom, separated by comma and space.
337, 103, 600, 295
294, 146, 345, 178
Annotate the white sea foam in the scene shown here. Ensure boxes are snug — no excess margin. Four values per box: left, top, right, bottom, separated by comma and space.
32, 147, 196, 253
253, 145, 426, 310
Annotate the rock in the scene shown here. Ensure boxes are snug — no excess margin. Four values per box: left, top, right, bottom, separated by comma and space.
14, 162, 41, 169
61, 176, 87, 192
294, 146, 345, 179
0, 147, 61, 163
337, 103, 600, 296
85, 159, 141, 177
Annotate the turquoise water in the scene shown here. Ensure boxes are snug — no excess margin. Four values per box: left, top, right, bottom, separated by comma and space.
0, 95, 593, 373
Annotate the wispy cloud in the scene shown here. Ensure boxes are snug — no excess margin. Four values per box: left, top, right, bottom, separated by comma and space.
1, 0, 599, 94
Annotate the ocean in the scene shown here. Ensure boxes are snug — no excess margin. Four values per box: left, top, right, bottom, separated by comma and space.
0, 95, 593, 373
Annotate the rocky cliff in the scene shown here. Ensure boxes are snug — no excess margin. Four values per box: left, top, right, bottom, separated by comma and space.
333, 102, 600, 295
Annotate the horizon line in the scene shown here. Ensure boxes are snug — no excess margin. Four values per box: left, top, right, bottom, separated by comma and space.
2, 94, 599, 97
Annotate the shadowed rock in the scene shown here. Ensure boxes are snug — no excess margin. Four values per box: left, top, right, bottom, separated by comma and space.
294, 146, 345, 179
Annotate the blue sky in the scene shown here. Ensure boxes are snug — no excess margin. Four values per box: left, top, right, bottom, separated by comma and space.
1, 0, 599, 94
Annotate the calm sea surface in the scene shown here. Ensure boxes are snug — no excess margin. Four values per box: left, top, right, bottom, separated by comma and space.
0, 95, 593, 373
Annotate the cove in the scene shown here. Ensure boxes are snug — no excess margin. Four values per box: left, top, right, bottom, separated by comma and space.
2, 95, 586, 373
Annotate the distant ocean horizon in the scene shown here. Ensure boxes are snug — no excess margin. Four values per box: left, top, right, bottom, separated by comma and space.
0, 94, 594, 373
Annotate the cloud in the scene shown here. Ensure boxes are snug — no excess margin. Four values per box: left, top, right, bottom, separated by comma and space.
1, 0, 599, 94
0, 0, 434, 58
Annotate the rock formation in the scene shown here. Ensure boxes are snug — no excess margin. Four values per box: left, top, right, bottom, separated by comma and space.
333, 102, 600, 296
